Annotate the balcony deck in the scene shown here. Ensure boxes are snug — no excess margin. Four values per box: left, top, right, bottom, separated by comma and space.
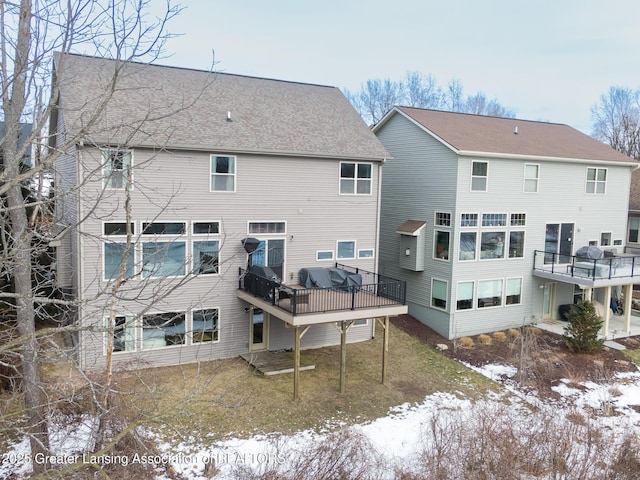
532, 250, 640, 288
237, 264, 408, 326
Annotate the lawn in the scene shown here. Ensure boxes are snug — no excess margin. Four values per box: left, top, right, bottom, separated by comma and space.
105, 323, 498, 445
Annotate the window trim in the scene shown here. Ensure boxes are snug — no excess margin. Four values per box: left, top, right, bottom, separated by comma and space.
316, 250, 334, 261
190, 307, 220, 344
141, 311, 186, 350
103, 221, 136, 281
600, 231, 612, 247
431, 278, 448, 311
102, 148, 133, 190
210, 154, 237, 193
460, 213, 479, 228
523, 163, 539, 193
477, 278, 504, 309
505, 277, 523, 306
629, 217, 640, 243
508, 230, 526, 259
456, 281, 475, 311
336, 240, 356, 260
471, 161, 488, 192
434, 211, 452, 227
247, 221, 287, 235
458, 231, 477, 261
433, 230, 450, 261
479, 231, 506, 260
585, 167, 607, 195
358, 248, 375, 259
339, 161, 372, 195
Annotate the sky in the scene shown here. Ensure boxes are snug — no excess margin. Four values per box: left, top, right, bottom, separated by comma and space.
148, 0, 640, 134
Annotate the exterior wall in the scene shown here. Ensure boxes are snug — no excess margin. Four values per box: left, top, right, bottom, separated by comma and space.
377, 112, 634, 338
75, 147, 378, 369
376, 113, 458, 338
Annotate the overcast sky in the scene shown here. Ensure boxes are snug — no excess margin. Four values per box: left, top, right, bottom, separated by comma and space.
154, 0, 640, 133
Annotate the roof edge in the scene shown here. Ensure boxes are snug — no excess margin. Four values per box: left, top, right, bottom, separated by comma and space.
458, 150, 638, 167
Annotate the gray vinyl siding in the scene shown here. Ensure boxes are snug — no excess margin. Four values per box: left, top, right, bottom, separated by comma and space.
75, 147, 379, 369
376, 113, 457, 337
377, 112, 634, 339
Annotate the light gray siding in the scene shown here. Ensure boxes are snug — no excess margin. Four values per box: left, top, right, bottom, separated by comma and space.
377, 113, 458, 337
376, 111, 634, 339
74, 147, 380, 369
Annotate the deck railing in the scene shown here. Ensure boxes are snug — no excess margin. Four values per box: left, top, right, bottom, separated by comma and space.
239, 264, 406, 316
533, 250, 640, 281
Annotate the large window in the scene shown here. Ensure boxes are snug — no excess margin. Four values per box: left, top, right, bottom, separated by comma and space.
192, 309, 219, 343
586, 167, 606, 194
508, 231, 525, 258
211, 155, 236, 192
142, 312, 185, 349
103, 149, 132, 190
477, 279, 503, 308
108, 315, 135, 353
523, 164, 539, 193
480, 232, 505, 259
471, 161, 488, 191
340, 162, 372, 195
142, 222, 186, 278
193, 222, 219, 275
506, 278, 522, 305
459, 232, 477, 261
456, 281, 474, 311
629, 218, 640, 243
434, 231, 450, 260
337, 240, 356, 259
103, 222, 135, 280
431, 279, 447, 310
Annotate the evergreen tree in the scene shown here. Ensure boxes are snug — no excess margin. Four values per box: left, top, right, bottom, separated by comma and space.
563, 300, 605, 353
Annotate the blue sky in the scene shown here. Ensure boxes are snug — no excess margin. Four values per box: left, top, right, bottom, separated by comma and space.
155, 0, 640, 133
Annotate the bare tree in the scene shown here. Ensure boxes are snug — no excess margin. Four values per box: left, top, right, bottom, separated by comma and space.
344, 72, 514, 125
591, 86, 640, 159
0, 0, 181, 473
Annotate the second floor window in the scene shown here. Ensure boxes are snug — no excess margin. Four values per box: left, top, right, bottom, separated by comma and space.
471, 161, 488, 191
340, 162, 371, 195
586, 167, 606, 194
211, 155, 236, 192
103, 149, 132, 190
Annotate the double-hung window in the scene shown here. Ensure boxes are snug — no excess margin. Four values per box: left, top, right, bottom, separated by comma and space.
193, 222, 220, 275
142, 222, 186, 278
431, 279, 447, 310
103, 149, 132, 190
211, 155, 236, 192
471, 161, 488, 191
340, 162, 372, 195
523, 164, 539, 193
586, 167, 606, 194
103, 222, 135, 280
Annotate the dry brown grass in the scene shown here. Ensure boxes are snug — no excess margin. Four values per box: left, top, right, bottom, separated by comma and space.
508, 328, 520, 338
86, 324, 497, 444
477, 334, 492, 345
458, 337, 474, 348
492, 331, 507, 342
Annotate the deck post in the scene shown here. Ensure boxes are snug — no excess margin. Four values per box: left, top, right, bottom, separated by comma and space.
624, 283, 633, 334
603, 285, 612, 338
382, 316, 389, 385
294, 326, 300, 400
340, 321, 347, 394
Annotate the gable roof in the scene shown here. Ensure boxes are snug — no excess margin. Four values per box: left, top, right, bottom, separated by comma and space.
395, 220, 427, 236
376, 106, 634, 164
52, 53, 389, 161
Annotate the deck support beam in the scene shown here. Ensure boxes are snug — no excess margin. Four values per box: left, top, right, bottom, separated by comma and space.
623, 283, 633, 334
293, 326, 300, 400
340, 321, 348, 394
382, 316, 389, 385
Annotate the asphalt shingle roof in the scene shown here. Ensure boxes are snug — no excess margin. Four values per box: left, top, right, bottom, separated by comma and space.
54, 53, 389, 160
393, 106, 634, 163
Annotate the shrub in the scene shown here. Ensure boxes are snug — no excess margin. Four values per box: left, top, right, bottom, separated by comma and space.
508, 328, 520, 338
563, 301, 605, 353
524, 326, 542, 335
477, 334, 492, 345
458, 337, 474, 348
492, 332, 507, 341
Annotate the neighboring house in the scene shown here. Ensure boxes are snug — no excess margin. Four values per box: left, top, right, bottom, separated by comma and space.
626, 168, 640, 254
50, 53, 406, 372
0, 121, 33, 166
374, 107, 638, 339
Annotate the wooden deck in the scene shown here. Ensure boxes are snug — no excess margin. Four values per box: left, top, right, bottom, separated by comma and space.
240, 351, 316, 376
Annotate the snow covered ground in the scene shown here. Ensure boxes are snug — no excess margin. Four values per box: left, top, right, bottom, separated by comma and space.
3, 362, 640, 479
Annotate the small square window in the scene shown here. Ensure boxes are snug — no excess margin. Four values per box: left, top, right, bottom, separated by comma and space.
460, 213, 478, 227
340, 162, 372, 195
435, 212, 451, 227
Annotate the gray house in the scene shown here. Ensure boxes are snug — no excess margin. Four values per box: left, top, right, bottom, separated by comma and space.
374, 106, 639, 339
51, 53, 406, 374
